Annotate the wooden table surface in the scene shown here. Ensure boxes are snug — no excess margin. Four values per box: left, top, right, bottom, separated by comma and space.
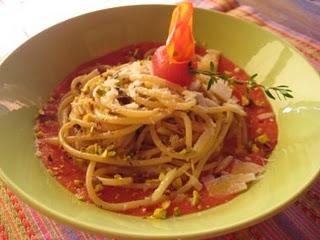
0, 1, 319, 239
239, 0, 320, 41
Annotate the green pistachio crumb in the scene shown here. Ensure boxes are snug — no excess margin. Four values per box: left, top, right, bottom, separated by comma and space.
96, 88, 106, 96
75, 193, 85, 201
255, 133, 269, 144
94, 184, 104, 192
161, 200, 171, 209
251, 143, 260, 153
173, 207, 181, 217
107, 151, 116, 157
73, 179, 81, 186
151, 208, 167, 219
191, 190, 200, 206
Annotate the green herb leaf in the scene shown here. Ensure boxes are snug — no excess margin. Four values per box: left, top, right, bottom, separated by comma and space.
220, 74, 230, 80
250, 73, 258, 80
267, 86, 294, 100
274, 90, 281, 100
96, 88, 106, 96
209, 61, 215, 72
265, 89, 275, 100
247, 73, 258, 89
189, 68, 197, 75
187, 60, 293, 101
207, 77, 214, 90
282, 92, 293, 98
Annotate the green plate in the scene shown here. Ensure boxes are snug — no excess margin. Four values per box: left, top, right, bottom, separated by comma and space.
0, 5, 319, 240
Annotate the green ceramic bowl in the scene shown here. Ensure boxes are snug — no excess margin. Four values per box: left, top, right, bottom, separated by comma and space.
0, 5, 320, 240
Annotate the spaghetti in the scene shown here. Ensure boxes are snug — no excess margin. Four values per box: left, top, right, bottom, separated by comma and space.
36, 48, 274, 216
35, 3, 278, 218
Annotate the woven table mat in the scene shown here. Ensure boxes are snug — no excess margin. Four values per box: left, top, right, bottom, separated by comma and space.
0, 0, 319, 239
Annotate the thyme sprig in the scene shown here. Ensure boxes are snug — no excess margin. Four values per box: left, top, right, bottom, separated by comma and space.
189, 62, 293, 101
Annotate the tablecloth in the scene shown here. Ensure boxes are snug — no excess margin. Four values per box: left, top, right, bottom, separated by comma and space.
0, 0, 319, 239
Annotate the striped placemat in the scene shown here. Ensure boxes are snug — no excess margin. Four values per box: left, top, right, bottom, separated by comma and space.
1, 0, 319, 239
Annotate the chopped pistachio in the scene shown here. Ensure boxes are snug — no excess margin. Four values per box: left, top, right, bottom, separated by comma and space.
94, 184, 104, 192
173, 207, 181, 217
191, 190, 200, 206
107, 150, 117, 157
86, 144, 96, 153
96, 88, 106, 96
100, 145, 116, 158
86, 143, 97, 153
38, 108, 45, 115
179, 149, 187, 155
251, 143, 260, 153
73, 179, 82, 186
47, 169, 54, 176
172, 177, 183, 190
114, 174, 122, 179
97, 146, 104, 155
253, 100, 265, 107
151, 208, 167, 219
81, 86, 89, 94
75, 193, 85, 201
106, 144, 115, 150
35, 130, 45, 138
102, 149, 108, 158
256, 128, 263, 134
123, 155, 132, 161
255, 133, 269, 144
234, 67, 240, 73
241, 96, 250, 106
161, 200, 171, 209
86, 144, 102, 154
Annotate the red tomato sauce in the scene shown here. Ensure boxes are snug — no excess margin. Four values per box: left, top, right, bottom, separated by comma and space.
35, 43, 278, 217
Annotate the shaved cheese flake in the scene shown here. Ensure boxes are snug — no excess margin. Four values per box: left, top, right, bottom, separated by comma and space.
102, 78, 119, 89
128, 80, 142, 98
183, 90, 197, 101
125, 102, 139, 109
197, 49, 220, 72
231, 160, 265, 175
222, 173, 256, 183
196, 93, 219, 107
100, 88, 118, 106
210, 79, 232, 102
214, 155, 234, 173
189, 79, 201, 91
205, 173, 256, 198
257, 112, 274, 120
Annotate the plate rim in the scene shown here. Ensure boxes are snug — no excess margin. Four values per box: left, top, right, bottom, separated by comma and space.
0, 4, 320, 239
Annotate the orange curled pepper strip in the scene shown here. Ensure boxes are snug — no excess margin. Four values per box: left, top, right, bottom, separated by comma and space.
166, 2, 195, 63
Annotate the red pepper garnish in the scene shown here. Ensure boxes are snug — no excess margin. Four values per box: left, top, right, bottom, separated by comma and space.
152, 2, 196, 86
